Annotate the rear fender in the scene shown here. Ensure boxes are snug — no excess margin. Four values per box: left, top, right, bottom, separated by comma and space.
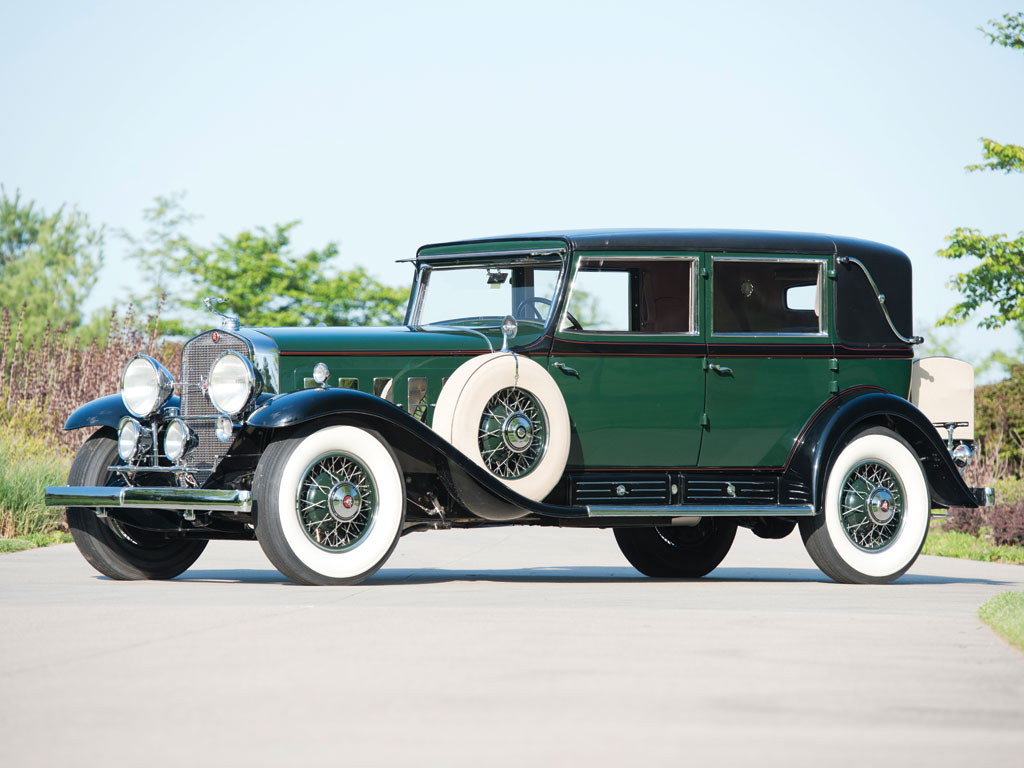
783, 389, 977, 511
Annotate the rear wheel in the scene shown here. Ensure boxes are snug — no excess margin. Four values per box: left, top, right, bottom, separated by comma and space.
614, 519, 737, 578
254, 424, 405, 586
66, 430, 208, 580
800, 427, 930, 584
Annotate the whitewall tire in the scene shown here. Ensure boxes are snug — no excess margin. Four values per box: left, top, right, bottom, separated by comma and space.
800, 427, 930, 584
432, 353, 570, 501
254, 425, 405, 586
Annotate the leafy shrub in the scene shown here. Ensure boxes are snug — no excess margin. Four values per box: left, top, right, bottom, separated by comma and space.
974, 364, 1024, 476
990, 503, 1024, 547
945, 502, 1024, 547
947, 506, 986, 536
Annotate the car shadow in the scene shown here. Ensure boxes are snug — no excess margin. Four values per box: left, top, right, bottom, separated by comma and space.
171, 565, 1016, 587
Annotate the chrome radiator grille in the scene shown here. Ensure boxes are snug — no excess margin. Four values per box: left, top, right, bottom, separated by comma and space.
180, 330, 250, 480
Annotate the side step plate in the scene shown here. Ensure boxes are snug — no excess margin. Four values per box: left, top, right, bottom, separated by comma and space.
587, 504, 815, 518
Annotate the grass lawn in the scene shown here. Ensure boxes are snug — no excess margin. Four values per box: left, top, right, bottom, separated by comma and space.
979, 592, 1024, 652
923, 527, 1024, 565
0, 421, 73, 553
0, 531, 73, 553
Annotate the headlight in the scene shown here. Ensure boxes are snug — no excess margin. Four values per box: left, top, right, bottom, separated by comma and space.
164, 418, 196, 462
121, 355, 175, 418
208, 351, 258, 416
117, 417, 151, 461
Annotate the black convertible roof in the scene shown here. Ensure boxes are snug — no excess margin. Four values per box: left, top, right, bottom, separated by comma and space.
418, 228, 909, 262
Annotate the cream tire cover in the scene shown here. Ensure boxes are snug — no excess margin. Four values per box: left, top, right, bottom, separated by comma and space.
432, 352, 570, 501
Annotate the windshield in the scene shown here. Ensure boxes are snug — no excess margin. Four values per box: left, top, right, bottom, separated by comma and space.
414, 258, 563, 328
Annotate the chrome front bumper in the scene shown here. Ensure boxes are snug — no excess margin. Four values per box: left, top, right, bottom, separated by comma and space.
44, 486, 252, 513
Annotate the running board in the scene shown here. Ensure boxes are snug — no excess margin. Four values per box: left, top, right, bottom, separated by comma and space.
586, 504, 815, 518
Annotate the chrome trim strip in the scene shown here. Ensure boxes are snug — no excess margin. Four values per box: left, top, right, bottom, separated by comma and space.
44, 486, 252, 512
418, 247, 567, 261
587, 504, 815, 517
413, 325, 494, 353
836, 255, 923, 345
106, 466, 204, 474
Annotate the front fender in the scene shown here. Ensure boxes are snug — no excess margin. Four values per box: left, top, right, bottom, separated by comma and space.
245, 387, 587, 520
64, 394, 181, 431
783, 388, 978, 511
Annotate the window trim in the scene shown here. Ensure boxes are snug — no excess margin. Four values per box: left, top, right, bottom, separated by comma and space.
709, 255, 829, 339
560, 254, 700, 336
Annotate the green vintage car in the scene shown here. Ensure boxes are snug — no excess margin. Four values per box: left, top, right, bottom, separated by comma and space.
45, 230, 992, 585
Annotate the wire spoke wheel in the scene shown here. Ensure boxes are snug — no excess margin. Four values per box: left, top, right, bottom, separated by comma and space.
478, 387, 548, 479
296, 452, 377, 552
839, 460, 904, 552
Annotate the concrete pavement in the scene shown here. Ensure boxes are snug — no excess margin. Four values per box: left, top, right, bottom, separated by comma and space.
1, 526, 1022, 767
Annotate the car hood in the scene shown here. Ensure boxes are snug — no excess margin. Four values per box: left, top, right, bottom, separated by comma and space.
252, 325, 499, 355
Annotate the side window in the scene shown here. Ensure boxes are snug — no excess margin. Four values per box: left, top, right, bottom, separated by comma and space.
713, 259, 823, 335
568, 269, 630, 330
566, 258, 695, 333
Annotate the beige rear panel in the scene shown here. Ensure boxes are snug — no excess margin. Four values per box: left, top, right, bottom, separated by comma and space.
909, 356, 974, 440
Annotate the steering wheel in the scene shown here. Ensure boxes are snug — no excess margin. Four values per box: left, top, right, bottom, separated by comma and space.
515, 297, 583, 331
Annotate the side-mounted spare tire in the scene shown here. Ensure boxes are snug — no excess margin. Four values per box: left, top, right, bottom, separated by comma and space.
432, 352, 570, 501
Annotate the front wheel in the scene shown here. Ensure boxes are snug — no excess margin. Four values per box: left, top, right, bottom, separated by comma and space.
66, 430, 208, 580
254, 425, 405, 586
614, 519, 737, 578
800, 427, 930, 584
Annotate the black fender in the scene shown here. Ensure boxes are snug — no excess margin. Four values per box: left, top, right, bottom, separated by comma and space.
782, 388, 978, 511
246, 388, 587, 520
64, 394, 181, 431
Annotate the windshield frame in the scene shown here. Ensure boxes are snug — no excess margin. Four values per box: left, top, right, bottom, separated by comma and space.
406, 247, 570, 336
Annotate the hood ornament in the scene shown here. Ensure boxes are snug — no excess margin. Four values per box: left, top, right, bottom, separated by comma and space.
203, 297, 240, 331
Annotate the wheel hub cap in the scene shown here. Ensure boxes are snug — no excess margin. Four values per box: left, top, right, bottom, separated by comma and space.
327, 482, 361, 523
866, 487, 896, 524
501, 412, 534, 453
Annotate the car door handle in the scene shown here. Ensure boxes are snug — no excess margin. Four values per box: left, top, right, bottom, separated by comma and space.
553, 362, 580, 378
708, 364, 733, 375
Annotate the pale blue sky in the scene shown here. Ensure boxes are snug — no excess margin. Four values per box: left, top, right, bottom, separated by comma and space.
1, 1, 1021, 369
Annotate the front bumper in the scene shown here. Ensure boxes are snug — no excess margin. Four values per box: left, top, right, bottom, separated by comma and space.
44, 486, 252, 513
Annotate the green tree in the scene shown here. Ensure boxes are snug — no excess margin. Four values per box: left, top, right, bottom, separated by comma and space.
938, 13, 1024, 329
0, 187, 104, 337
127, 196, 409, 333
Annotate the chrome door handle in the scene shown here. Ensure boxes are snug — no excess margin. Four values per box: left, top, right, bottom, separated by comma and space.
708, 364, 733, 375
553, 362, 580, 378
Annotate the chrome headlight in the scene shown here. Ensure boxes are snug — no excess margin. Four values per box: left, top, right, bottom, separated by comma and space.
117, 417, 152, 462
208, 350, 257, 416
164, 418, 197, 462
121, 355, 175, 418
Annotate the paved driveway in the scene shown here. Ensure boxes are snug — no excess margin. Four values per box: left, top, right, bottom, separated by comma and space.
1, 527, 1022, 767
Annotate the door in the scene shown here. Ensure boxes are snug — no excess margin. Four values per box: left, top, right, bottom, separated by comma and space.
699, 253, 834, 468
547, 253, 706, 469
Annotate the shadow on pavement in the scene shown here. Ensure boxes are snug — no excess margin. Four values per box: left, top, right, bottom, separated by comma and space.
172, 565, 1015, 587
